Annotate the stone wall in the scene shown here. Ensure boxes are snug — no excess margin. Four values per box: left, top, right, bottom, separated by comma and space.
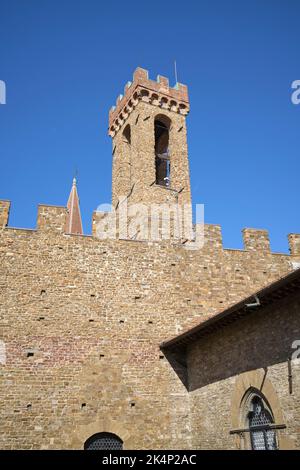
186, 291, 300, 449
111, 100, 191, 209
0, 203, 299, 449
0, 67, 299, 450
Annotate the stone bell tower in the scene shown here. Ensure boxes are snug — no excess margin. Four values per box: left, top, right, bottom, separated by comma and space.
109, 68, 191, 210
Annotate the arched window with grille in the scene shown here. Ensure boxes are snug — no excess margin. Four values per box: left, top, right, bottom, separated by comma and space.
84, 432, 123, 450
247, 395, 278, 450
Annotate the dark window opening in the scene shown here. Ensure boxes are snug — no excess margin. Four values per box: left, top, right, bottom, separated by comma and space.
155, 117, 170, 187
123, 124, 131, 145
84, 432, 123, 450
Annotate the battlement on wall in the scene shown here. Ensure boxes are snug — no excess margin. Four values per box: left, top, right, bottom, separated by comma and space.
37, 205, 68, 233
1, 200, 300, 256
202, 224, 300, 256
108, 67, 189, 137
0, 200, 10, 228
0, 201, 69, 234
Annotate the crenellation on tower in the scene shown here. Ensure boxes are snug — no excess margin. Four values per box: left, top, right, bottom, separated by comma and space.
109, 67, 189, 137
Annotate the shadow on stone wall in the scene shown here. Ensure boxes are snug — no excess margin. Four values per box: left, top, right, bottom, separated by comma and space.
163, 294, 300, 392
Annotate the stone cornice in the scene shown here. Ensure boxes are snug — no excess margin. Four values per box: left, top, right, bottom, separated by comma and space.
108, 67, 190, 137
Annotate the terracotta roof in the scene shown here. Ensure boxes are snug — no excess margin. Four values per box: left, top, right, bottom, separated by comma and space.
161, 268, 300, 351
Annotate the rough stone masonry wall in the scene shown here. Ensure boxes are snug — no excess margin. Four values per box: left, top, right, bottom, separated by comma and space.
0, 202, 300, 449
187, 291, 300, 450
110, 67, 191, 210
112, 101, 191, 208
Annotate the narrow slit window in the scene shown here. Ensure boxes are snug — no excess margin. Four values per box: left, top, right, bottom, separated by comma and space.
123, 124, 131, 145
155, 116, 171, 187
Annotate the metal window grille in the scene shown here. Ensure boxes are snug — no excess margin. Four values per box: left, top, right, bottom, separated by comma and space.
249, 397, 278, 450
84, 432, 123, 450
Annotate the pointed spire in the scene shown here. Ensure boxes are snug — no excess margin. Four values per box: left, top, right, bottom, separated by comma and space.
65, 177, 83, 235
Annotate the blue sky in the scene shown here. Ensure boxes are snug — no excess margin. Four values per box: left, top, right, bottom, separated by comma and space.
0, 0, 299, 252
